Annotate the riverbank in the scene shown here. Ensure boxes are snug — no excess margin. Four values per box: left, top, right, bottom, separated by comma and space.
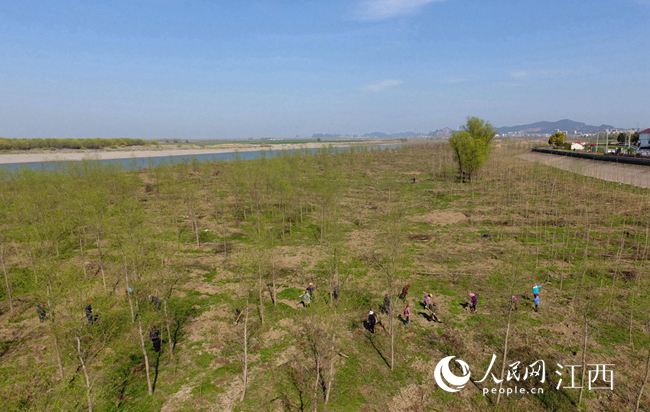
0, 140, 396, 165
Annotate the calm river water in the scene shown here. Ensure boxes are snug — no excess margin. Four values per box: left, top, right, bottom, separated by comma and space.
0, 144, 401, 172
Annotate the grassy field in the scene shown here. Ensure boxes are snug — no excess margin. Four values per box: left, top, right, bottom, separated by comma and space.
1, 141, 649, 411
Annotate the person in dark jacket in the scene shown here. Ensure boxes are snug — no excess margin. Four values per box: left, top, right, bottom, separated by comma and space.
150, 326, 161, 352
368, 310, 377, 334
381, 294, 391, 314
149, 295, 161, 311
399, 284, 410, 300
332, 284, 340, 301
37, 302, 46, 322
85, 300, 93, 325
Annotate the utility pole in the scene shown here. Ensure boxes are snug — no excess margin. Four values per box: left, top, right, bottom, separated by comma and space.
606, 129, 609, 153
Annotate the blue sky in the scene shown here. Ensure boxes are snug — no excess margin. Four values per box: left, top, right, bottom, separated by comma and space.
1, 0, 648, 139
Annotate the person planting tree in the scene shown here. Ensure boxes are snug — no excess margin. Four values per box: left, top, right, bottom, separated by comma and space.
403, 304, 410, 326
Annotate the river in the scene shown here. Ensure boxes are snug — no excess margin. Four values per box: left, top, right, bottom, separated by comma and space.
0, 144, 401, 172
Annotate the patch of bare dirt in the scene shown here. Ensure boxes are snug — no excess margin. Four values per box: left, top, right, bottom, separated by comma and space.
273, 345, 299, 367
278, 318, 295, 329
387, 384, 430, 412
214, 376, 244, 412
262, 328, 287, 342
161, 381, 196, 412
272, 246, 309, 270
410, 358, 436, 378
346, 229, 380, 253
412, 211, 468, 226
185, 305, 229, 343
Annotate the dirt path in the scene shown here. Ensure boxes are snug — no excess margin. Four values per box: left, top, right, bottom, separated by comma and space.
518, 152, 650, 189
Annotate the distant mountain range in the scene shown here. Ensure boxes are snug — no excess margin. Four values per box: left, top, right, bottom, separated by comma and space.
428, 127, 454, 138
496, 119, 617, 135
312, 120, 625, 140
311, 132, 427, 139
361, 132, 424, 138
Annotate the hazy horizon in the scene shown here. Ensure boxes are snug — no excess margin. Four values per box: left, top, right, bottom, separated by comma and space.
1, 0, 649, 139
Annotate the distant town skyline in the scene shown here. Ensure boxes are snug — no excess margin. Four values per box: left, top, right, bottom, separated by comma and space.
1, 0, 648, 139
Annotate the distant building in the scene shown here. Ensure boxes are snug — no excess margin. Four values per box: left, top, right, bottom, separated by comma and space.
639, 128, 650, 149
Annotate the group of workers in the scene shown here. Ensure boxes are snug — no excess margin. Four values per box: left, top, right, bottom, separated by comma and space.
35, 280, 542, 351
36, 293, 165, 353
295, 279, 545, 333
364, 281, 544, 332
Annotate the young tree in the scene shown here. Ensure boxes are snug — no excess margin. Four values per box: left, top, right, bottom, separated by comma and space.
373, 191, 407, 371
448, 117, 497, 182
240, 298, 249, 402
635, 314, 650, 412
0, 240, 14, 316
495, 298, 515, 406
75, 336, 94, 412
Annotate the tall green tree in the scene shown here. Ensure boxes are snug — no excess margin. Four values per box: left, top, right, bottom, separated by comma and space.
548, 131, 566, 147
448, 116, 497, 182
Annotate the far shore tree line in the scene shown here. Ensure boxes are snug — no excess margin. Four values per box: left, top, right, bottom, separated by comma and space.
0, 137, 157, 151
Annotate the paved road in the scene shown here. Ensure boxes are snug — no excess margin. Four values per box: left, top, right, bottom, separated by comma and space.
518, 152, 650, 189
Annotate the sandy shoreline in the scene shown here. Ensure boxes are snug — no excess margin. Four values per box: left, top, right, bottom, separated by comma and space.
0, 141, 396, 165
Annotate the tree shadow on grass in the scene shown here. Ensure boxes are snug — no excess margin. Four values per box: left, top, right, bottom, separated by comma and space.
365, 333, 390, 369
172, 320, 182, 352
287, 367, 306, 412
152, 351, 161, 393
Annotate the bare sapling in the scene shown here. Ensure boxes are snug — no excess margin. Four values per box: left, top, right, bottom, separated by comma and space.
135, 298, 153, 395
1, 240, 14, 316
578, 309, 590, 405
76, 336, 93, 412
121, 252, 135, 322
46, 277, 64, 379
240, 299, 249, 402
79, 228, 87, 279
635, 315, 650, 412
495, 298, 514, 406
95, 232, 107, 291
163, 297, 174, 360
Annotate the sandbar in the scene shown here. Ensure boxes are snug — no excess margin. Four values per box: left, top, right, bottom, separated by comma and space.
0, 140, 396, 165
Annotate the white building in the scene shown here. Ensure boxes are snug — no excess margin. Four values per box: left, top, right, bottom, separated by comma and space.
571, 141, 585, 151
639, 128, 650, 149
